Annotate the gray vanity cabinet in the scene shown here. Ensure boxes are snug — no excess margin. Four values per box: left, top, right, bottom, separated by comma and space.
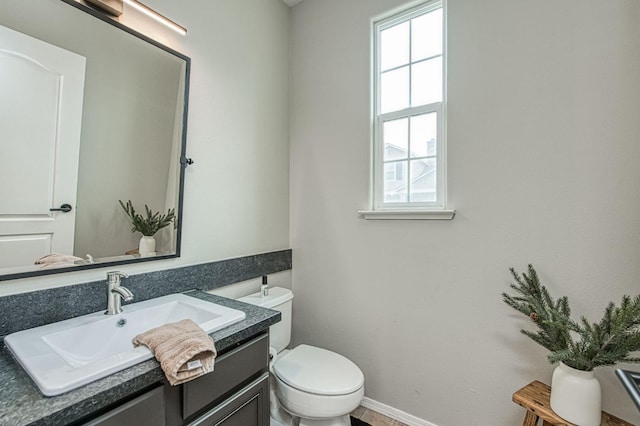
82, 332, 269, 426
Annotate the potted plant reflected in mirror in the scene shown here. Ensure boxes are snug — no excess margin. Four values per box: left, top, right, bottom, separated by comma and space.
503, 265, 640, 426
119, 200, 176, 257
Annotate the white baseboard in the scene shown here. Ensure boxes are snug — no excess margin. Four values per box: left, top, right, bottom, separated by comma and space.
360, 397, 438, 426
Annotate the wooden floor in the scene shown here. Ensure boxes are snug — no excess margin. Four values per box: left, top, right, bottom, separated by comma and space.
351, 406, 409, 426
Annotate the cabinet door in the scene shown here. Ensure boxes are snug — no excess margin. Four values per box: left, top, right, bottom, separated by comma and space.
187, 372, 269, 426
82, 386, 165, 426
183, 332, 269, 419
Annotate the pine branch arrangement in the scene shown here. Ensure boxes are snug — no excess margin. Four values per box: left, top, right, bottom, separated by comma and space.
119, 200, 175, 237
502, 264, 640, 371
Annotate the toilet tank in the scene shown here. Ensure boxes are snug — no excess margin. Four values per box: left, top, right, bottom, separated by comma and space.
238, 287, 293, 353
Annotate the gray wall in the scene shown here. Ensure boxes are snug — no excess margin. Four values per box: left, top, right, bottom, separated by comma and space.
289, 0, 640, 424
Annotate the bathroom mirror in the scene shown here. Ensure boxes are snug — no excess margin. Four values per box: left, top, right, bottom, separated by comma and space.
0, 0, 190, 281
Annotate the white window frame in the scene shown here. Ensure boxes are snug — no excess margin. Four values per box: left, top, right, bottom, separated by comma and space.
360, 0, 455, 220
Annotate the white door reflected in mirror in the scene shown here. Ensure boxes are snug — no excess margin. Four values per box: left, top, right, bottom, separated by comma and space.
0, 24, 86, 269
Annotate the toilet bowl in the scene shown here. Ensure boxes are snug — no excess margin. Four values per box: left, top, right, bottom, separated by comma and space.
238, 287, 365, 426
274, 344, 365, 424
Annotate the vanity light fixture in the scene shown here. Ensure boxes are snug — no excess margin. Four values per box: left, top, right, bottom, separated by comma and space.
84, 0, 123, 16
122, 0, 187, 35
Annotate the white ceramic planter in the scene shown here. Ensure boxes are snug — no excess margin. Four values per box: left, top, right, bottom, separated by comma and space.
139, 235, 156, 257
550, 362, 601, 426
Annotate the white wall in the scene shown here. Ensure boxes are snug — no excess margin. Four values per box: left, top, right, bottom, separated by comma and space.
290, 0, 640, 424
0, 0, 290, 295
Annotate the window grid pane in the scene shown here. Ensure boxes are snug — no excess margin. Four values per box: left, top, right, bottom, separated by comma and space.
411, 57, 442, 106
410, 113, 437, 158
384, 161, 408, 203
380, 21, 410, 72
383, 118, 409, 162
410, 159, 437, 202
411, 8, 443, 61
380, 66, 409, 114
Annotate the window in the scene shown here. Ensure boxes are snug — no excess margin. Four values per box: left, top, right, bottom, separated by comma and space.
361, 0, 454, 220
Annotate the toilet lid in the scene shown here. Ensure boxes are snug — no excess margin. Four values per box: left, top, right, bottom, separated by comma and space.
273, 344, 364, 396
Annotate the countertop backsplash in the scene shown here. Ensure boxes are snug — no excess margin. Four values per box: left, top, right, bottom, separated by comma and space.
0, 249, 291, 338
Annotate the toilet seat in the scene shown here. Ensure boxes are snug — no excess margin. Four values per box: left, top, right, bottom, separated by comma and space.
273, 344, 364, 395
274, 374, 364, 419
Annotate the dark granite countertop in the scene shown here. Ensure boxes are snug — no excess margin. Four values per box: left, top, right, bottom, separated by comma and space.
0, 291, 280, 426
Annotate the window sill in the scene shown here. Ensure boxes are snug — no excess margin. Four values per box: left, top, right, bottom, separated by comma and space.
357, 209, 456, 220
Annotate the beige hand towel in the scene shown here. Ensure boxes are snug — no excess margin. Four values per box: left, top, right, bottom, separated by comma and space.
34, 253, 84, 268
132, 319, 217, 386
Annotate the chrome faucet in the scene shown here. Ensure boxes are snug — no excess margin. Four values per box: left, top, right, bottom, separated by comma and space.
105, 271, 133, 315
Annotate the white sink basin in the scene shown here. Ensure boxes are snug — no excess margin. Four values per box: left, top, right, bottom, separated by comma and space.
4, 293, 246, 396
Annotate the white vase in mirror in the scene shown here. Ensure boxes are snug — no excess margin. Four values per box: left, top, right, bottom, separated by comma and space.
550, 362, 601, 426
139, 235, 156, 257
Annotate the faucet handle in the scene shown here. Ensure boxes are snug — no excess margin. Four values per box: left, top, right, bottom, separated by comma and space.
106, 271, 129, 284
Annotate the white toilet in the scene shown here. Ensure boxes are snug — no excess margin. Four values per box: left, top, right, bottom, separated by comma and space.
239, 287, 365, 426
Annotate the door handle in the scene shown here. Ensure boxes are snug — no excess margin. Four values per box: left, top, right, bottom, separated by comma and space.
49, 204, 72, 213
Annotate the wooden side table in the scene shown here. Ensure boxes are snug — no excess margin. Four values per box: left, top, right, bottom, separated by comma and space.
512, 381, 633, 426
